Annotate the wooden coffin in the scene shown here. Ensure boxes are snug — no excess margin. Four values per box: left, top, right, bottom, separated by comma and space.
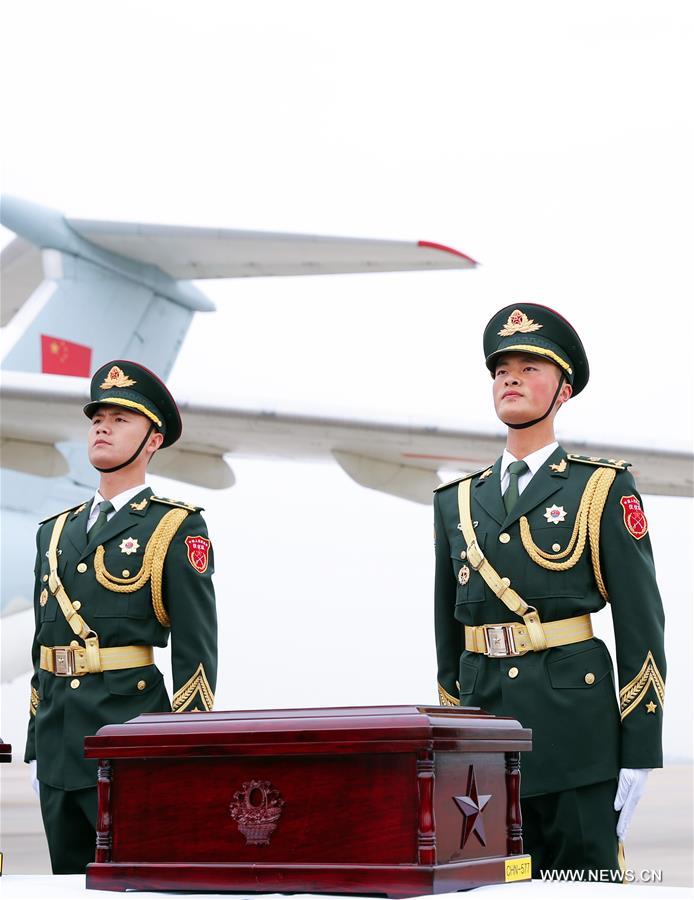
84, 705, 532, 896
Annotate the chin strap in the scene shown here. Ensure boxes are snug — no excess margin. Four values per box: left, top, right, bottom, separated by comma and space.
94, 423, 156, 473
504, 373, 566, 430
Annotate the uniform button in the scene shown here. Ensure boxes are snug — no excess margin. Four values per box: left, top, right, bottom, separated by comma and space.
508, 667, 519, 679
70, 679, 80, 689
70, 640, 79, 648
584, 672, 595, 685
499, 533, 511, 544
552, 543, 561, 552
77, 563, 88, 574
122, 569, 130, 577
137, 680, 146, 691
459, 551, 466, 560
73, 601, 81, 611
42, 574, 49, 583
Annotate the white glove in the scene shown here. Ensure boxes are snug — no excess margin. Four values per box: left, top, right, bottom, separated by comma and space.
29, 759, 40, 796
614, 767, 650, 840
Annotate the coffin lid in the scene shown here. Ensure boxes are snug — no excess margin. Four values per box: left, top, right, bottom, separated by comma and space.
85, 704, 532, 758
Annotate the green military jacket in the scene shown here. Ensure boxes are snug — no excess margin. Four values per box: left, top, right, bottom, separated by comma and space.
434, 445, 666, 798
25, 487, 217, 790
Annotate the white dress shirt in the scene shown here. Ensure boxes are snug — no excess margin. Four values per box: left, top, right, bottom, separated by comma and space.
86, 484, 148, 532
500, 442, 558, 498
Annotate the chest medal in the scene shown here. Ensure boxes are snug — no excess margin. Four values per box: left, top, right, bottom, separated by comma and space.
543, 505, 567, 525
119, 537, 140, 555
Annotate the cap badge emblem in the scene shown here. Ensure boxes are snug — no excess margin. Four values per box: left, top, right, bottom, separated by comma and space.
119, 537, 140, 555
544, 505, 567, 525
498, 309, 543, 336
100, 365, 137, 390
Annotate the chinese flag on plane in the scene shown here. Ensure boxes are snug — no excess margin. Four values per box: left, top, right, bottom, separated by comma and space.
41, 335, 92, 377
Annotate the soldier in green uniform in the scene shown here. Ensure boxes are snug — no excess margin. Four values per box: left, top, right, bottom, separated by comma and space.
24, 360, 218, 874
434, 304, 665, 878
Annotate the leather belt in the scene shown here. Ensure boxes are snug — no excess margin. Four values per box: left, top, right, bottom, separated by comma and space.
464, 613, 593, 658
40, 644, 154, 676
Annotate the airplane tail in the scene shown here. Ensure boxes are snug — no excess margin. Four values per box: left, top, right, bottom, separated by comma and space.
1, 197, 212, 379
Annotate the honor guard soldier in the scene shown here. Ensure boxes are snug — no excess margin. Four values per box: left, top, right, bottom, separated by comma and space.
434, 304, 665, 878
24, 360, 218, 874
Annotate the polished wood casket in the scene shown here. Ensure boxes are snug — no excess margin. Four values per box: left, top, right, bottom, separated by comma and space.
85, 705, 532, 896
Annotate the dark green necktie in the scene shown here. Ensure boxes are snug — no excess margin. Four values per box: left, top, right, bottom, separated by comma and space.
504, 460, 529, 514
89, 500, 114, 538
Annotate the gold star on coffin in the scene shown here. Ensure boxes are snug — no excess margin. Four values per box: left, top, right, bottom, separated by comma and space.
453, 765, 492, 849
645, 701, 657, 714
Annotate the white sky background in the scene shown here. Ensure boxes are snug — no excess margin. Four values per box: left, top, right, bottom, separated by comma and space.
1, 1, 693, 761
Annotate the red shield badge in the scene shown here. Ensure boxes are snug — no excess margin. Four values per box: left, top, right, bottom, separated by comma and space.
620, 495, 648, 540
185, 535, 211, 573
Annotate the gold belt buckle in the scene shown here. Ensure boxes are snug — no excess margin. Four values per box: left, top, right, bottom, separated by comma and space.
53, 647, 75, 676
483, 624, 521, 658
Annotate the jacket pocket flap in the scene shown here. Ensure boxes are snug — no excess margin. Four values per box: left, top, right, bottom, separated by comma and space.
103, 664, 163, 696
458, 660, 480, 695
548, 644, 612, 689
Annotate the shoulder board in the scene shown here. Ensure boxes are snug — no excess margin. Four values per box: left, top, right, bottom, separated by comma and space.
38, 500, 89, 525
434, 467, 490, 492
151, 496, 203, 513
567, 454, 631, 471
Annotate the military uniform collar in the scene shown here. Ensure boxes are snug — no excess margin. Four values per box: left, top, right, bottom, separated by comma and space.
89, 483, 149, 519
500, 444, 569, 529
473, 456, 506, 525
500, 441, 559, 481
78, 487, 154, 561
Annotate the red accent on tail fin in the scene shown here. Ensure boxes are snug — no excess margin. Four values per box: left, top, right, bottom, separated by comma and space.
41, 335, 92, 376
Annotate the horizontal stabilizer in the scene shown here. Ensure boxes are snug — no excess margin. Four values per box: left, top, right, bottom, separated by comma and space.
67, 218, 477, 279
1, 371, 691, 498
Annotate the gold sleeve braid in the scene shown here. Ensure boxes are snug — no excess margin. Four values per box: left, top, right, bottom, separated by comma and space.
437, 683, 460, 707
30, 687, 40, 716
172, 663, 215, 712
519, 467, 616, 601
93, 507, 189, 626
619, 651, 665, 720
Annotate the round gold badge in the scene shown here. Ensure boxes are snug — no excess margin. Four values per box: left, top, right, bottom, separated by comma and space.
458, 564, 470, 586
39, 588, 48, 606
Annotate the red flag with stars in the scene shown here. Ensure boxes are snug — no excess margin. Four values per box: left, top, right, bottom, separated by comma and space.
40, 335, 92, 377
